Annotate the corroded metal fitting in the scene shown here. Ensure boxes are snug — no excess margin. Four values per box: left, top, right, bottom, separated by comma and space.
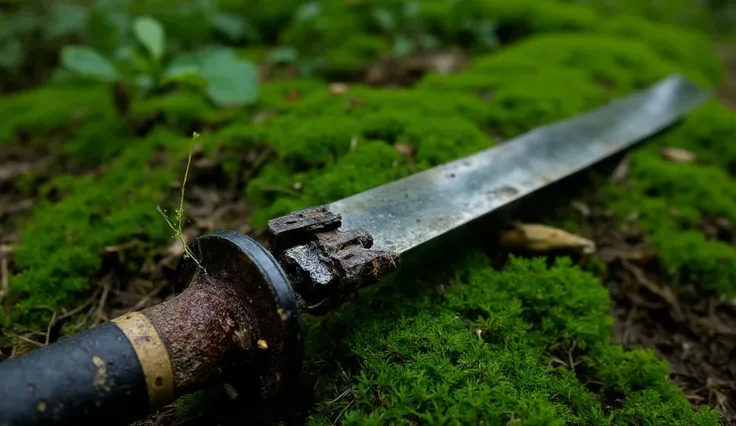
267, 205, 400, 314
0, 231, 303, 426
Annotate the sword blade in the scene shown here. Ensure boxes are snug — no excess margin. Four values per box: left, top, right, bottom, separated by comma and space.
329, 75, 709, 254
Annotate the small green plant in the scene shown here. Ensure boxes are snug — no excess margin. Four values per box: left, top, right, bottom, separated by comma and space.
60, 15, 259, 107
158, 132, 206, 273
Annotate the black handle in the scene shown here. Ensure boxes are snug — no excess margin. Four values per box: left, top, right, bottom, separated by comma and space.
0, 231, 304, 426
0, 321, 154, 426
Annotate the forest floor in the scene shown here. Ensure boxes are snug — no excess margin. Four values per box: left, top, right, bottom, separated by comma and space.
0, 1, 735, 425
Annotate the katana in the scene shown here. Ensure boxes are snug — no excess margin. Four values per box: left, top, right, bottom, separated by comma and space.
0, 75, 708, 425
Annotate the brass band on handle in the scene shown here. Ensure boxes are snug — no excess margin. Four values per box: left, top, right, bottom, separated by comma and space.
113, 312, 174, 409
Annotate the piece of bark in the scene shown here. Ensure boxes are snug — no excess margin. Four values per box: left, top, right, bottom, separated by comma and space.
499, 222, 596, 255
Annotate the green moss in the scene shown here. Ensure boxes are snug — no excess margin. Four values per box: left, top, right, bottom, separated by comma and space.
599, 17, 724, 85
132, 90, 236, 130
5, 128, 188, 327
606, 101, 736, 296
325, 35, 389, 76
206, 83, 494, 229
474, 34, 691, 93
480, 0, 600, 34
4, 1, 732, 422
649, 102, 736, 169
300, 253, 719, 425
0, 84, 112, 145
560, 0, 712, 31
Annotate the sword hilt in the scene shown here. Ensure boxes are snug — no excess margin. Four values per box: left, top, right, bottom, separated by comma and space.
267, 205, 401, 314
0, 231, 303, 426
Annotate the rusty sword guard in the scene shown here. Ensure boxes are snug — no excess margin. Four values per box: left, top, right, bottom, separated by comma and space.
165, 230, 305, 401
267, 205, 401, 315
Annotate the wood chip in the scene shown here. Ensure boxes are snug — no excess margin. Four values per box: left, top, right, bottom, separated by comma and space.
395, 143, 414, 157
329, 82, 348, 95
499, 222, 596, 255
660, 147, 696, 163
571, 201, 591, 217
222, 383, 239, 400
611, 156, 629, 183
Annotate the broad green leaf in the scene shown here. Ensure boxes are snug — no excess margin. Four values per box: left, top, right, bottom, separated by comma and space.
46, 3, 88, 39
372, 8, 395, 31
0, 39, 23, 70
133, 16, 165, 61
130, 49, 154, 73
209, 12, 245, 41
267, 47, 298, 64
133, 74, 154, 91
162, 64, 207, 87
296, 2, 321, 21
418, 33, 441, 50
392, 36, 415, 57
200, 49, 259, 107
60, 45, 119, 82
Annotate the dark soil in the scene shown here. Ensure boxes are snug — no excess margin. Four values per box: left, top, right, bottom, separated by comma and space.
717, 44, 736, 109
575, 170, 736, 425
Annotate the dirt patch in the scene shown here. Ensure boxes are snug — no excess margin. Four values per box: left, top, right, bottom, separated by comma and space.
716, 44, 736, 109
575, 188, 736, 425
101, 151, 261, 324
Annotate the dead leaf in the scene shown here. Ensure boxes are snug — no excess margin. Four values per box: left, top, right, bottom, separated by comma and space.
223, 383, 239, 400
11, 338, 39, 358
571, 201, 591, 217
329, 82, 349, 95
611, 156, 629, 183
395, 143, 414, 157
252, 110, 278, 124
499, 222, 596, 255
426, 49, 467, 74
661, 147, 696, 163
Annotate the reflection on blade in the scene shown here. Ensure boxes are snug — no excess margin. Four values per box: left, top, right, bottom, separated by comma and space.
329, 75, 709, 254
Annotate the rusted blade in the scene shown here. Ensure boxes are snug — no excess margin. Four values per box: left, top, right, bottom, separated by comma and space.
328, 74, 709, 254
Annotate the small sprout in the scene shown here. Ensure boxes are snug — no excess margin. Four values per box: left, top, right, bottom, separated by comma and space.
158, 132, 206, 273
570, 201, 591, 217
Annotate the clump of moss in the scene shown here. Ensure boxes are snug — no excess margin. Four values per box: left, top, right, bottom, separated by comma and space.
4, 128, 189, 327
132, 89, 238, 130
207, 81, 494, 228
560, 0, 712, 31
605, 102, 736, 296
0, 83, 113, 146
300, 252, 719, 425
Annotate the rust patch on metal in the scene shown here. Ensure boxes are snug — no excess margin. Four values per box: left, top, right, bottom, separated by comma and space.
143, 231, 303, 405
267, 205, 400, 314
142, 273, 257, 397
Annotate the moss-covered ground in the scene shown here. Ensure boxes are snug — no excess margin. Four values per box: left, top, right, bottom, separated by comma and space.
0, 0, 734, 424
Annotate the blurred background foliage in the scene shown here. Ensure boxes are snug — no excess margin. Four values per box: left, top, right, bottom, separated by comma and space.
1, 0, 734, 95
